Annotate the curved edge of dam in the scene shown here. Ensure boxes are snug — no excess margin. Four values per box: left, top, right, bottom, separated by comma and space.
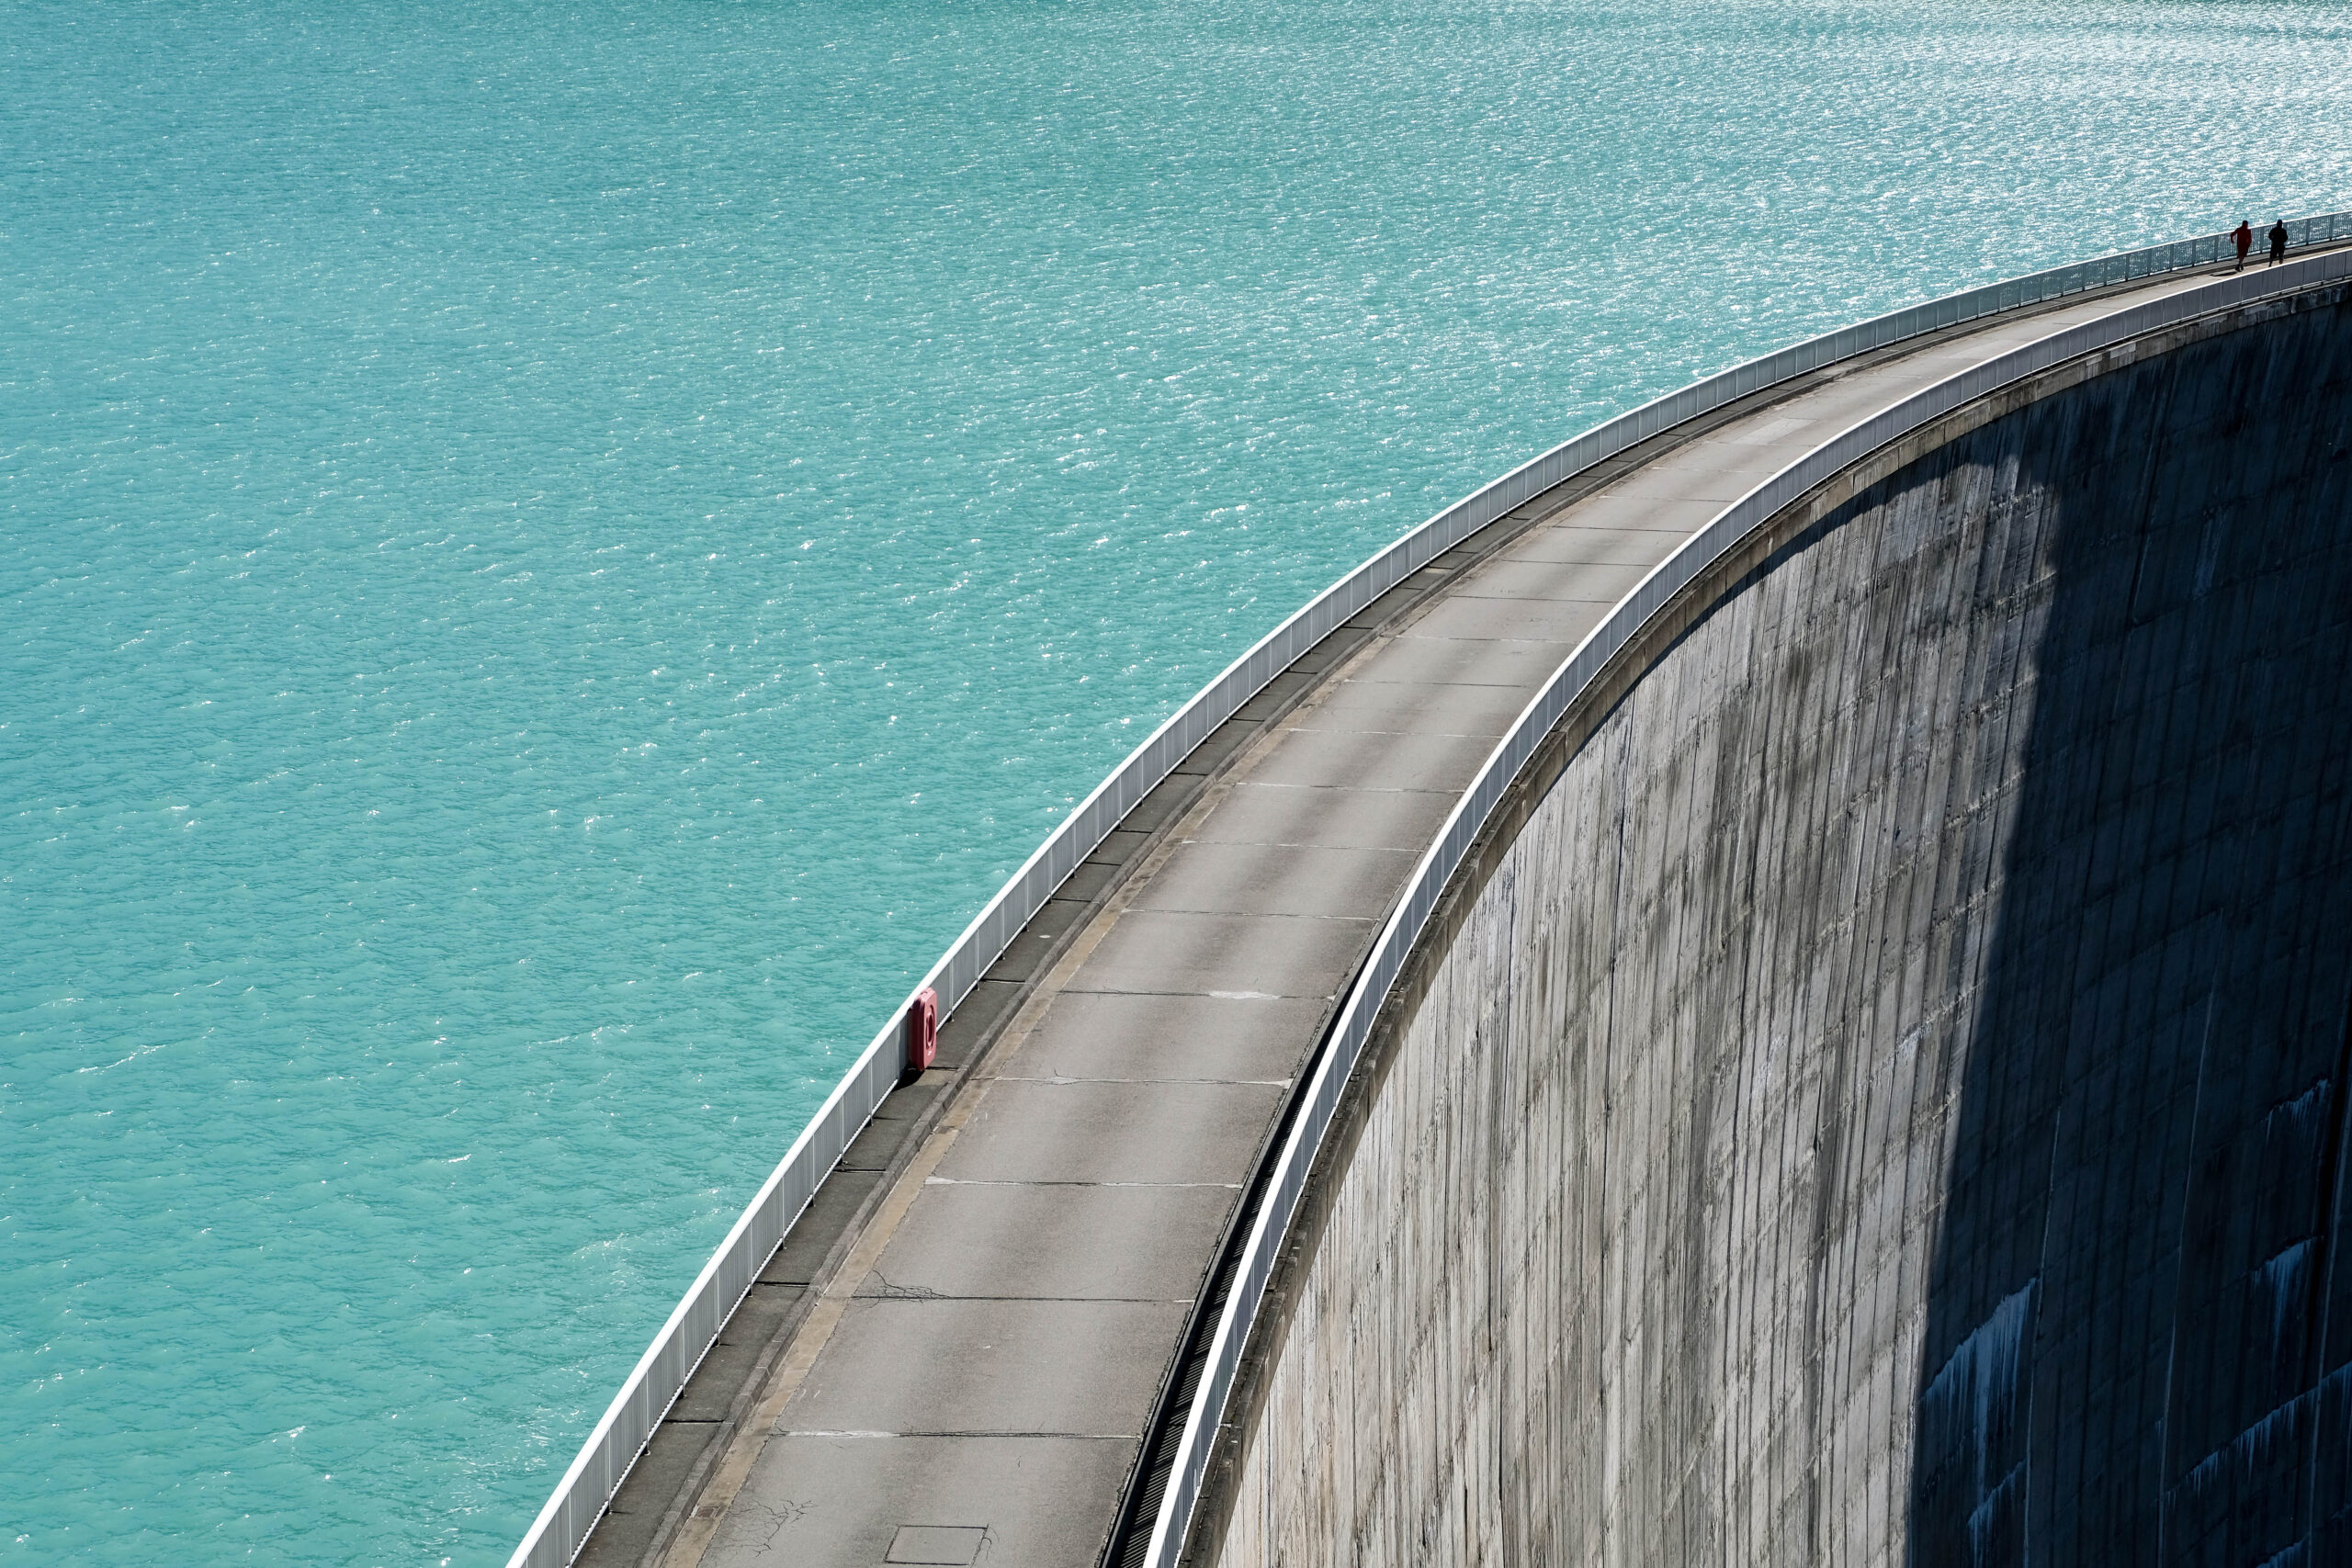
1185, 259, 2352, 1568
508, 219, 2352, 1568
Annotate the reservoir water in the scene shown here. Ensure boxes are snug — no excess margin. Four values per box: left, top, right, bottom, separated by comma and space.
5, 1, 2347, 1562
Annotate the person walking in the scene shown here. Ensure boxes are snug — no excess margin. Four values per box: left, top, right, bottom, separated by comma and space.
2269, 219, 2290, 266
2234, 219, 2254, 270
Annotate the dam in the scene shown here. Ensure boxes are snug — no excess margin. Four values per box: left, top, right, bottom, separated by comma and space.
515, 222, 2352, 1568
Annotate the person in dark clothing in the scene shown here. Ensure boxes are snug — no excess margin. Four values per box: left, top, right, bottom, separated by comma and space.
2234, 219, 2254, 270
2269, 219, 2290, 265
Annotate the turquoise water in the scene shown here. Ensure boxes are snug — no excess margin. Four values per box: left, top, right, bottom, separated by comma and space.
4, 0, 2346, 1561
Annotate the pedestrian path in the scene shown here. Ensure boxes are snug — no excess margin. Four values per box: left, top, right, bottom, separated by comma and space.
605, 260, 2247, 1568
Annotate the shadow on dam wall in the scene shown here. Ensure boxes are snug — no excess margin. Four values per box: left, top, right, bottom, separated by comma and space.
1910, 298, 2352, 1565
1204, 288, 2352, 1568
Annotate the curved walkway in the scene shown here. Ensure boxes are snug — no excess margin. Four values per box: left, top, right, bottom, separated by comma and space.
586, 259, 2276, 1568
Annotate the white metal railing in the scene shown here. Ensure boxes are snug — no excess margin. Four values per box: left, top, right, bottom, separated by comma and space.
1136, 243, 2352, 1568
505, 210, 2351, 1568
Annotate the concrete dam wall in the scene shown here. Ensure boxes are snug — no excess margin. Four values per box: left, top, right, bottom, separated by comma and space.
1207, 291, 2352, 1567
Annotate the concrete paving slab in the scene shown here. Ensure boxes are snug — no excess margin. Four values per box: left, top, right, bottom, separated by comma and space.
763, 1167, 883, 1284
932, 979, 1026, 1074
936, 1077, 1287, 1185
994, 988, 1327, 1083
763, 1168, 885, 1285
1052, 858, 1123, 907
1602, 464, 1758, 503
1167, 720, 1257, 779
989, 896, 1089, 982
780, 1296, 1182, 1436
1451, 555, 1657, 606
1074, 907, 1373, 998
1084, 826, 1153, 866
1226, 669, 1315, 725
1349, 632, 1577, 687
674, 1285, 806, 1419
1246, 723, 1494, 794
702, 1434, 1134, 1568
1128, 838, 1417, 918
1116, 775, 1202, 838
1679, 435, 1820, 484
1506, 520, 1701, 562
860, 1180, 1231, 1301
1189, 778, 1458, 851
1712, 411, 1820, 447
836, 1110, 922, 1176
871, 1077, 948, 1124
1515, 493, 1725, 541
1294, 676, 1532, 737
1402, 593, 1610, 646
579, 1420, 722, 1568
1284, 624, 1376, 682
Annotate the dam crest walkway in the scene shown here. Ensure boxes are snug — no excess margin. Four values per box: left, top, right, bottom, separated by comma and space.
561, 253, 2328, 1568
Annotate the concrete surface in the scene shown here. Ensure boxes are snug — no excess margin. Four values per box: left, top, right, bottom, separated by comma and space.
1209, 280, 2352, 1568
580, 260, 2310, 1568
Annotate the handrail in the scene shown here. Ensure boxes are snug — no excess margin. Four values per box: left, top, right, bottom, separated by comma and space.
505, 209, 2350, 1568
1136, 243, 2352, 1568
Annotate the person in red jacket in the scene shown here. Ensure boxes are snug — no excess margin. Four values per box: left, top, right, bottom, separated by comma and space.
2234, 219, 2254, 270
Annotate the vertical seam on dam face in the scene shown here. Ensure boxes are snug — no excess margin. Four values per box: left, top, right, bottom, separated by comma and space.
538, 242, 2352, 1568
1202, 277, 2352, 1568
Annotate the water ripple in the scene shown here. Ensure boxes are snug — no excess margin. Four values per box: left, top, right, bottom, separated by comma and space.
3, 0, 2347, 1561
